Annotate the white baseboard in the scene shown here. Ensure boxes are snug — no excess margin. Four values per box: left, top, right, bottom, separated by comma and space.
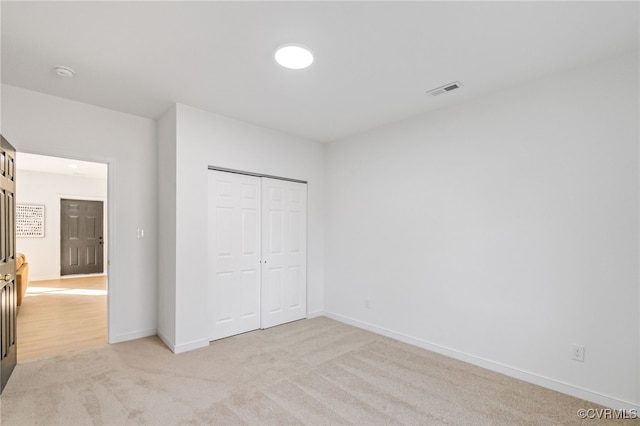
156, 330, 174, 352
29, 275, 65, 282
30, 273, 107, 281
156, 330, 209, 354
306, 310, 324, 319
323, 311, 639, 412
172, 338, 209, 354
110, 328, 156, 344
60, 273, 107, 280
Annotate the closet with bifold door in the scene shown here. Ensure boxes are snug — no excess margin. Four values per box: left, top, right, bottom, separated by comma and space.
207, 169, 307, 341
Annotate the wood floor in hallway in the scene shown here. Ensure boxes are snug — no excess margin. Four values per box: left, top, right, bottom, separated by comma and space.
17, 275, 107, 362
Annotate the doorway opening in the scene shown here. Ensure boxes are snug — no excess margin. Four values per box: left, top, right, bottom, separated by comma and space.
15, 152, 108, 361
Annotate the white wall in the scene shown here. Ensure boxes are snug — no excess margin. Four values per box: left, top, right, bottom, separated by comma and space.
2, 85, 158, 344
16, 169, 107, 281
157, 105, 177, 346
4, 43, 635, 412
325, 52, 639, 409
158, 103, 325, 353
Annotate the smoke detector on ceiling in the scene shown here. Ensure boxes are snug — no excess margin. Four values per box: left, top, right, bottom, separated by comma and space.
53, 66, 75, 78
426, 81, 463, 97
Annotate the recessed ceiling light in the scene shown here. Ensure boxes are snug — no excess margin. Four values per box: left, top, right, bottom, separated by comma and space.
274, 44, 314, 70
54, 66, 75, 78
67, 164, 78, 169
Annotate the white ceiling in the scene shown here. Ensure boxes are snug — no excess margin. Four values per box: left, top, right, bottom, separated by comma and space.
2, 1, 638, 143
17, 152, 108, 180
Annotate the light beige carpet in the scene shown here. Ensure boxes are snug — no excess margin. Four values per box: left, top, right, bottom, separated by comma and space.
1, 317, 609, 425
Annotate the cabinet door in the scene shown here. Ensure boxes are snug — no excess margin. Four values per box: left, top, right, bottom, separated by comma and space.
261, 178, 307, 329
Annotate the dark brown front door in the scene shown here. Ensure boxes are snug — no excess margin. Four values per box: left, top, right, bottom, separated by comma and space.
0, 135, 17, 393
60, 199, 104, 276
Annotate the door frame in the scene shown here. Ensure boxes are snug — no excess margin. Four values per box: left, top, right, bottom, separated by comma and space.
17, 150, 115, 344
58, 195, 107, 278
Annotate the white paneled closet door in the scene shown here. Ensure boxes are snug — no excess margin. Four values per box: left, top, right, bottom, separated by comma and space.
261, 178, 307, 329
208, 171, 262, 341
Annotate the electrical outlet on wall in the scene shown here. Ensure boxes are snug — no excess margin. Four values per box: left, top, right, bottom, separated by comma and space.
572, 344, 585, 362
364, 298, 370, 309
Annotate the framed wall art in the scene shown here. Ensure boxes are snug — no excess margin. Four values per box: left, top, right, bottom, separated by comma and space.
16, 204, 45, 237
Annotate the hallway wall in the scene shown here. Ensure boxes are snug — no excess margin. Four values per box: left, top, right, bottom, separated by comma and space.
16, 169, 107, 281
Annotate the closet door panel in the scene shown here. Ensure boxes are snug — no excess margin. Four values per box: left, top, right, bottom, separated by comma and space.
208, 171, 261, 340
261, 178, 307, 329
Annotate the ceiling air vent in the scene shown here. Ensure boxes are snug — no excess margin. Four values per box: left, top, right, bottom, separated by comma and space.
426, 81, 463, 97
